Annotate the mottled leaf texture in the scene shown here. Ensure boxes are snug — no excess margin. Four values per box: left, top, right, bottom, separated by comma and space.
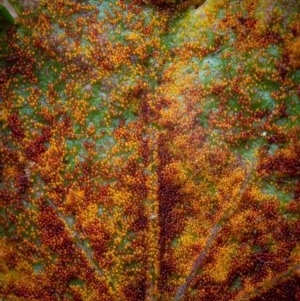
0, 0, 299, 301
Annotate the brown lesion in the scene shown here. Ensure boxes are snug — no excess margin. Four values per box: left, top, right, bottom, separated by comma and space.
286, 20, 300, 69
144, 0, 206, 10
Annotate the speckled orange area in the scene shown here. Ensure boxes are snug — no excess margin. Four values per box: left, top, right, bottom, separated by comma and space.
0, 0, 299, 300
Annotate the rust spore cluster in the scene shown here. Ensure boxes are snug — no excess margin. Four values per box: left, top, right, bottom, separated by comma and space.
0, 0, 299, 300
